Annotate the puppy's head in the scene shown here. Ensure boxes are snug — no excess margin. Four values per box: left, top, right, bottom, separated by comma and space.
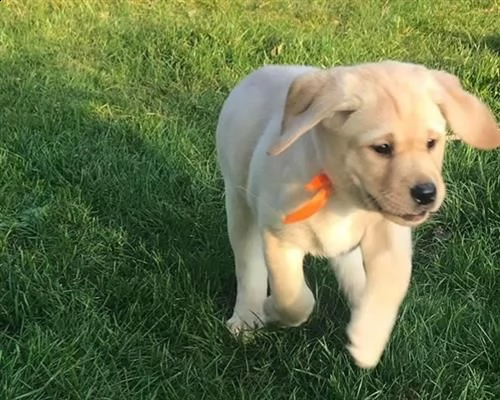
268, 61, 500, 227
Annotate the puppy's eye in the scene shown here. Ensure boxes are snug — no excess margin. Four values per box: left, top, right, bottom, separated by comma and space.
371, 143, 393, 156
427, 138, 437, 150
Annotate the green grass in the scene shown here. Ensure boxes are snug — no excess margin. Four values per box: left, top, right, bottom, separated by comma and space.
0, 0, 499, 398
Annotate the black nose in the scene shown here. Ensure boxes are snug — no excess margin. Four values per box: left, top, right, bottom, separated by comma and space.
410, 182, 436, 205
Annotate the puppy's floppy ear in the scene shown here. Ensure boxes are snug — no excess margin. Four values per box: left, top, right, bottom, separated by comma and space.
267, 69, 360, 156
431, 70, 500, 150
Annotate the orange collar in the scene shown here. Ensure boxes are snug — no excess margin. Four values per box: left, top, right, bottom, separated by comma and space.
282, 172, 334, 224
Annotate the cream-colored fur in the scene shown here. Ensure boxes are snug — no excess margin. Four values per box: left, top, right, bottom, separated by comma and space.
215, 61, 499, 369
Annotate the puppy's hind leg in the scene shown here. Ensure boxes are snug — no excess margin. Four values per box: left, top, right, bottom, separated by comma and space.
224, 187, 268, 334
330, 247, 366, 310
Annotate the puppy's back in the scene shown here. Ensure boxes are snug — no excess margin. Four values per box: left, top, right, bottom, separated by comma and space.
216, 65, 318, 188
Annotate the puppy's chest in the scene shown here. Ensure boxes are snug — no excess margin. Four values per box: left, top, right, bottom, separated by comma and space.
283, 213, 369, 258
312, 214, 367, 257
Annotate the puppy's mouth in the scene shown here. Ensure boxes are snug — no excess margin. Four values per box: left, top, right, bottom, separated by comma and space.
363, 192, 430, 226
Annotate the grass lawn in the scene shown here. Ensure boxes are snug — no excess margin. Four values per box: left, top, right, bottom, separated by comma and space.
0, 0, 499, 398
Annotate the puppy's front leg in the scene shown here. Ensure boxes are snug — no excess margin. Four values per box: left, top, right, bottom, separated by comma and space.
262, 230, 315, 327
347, 220, 412, 369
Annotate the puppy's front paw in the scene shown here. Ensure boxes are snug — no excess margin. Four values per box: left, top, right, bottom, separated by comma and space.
226, 312, 266, 335
346, 339, 384, 369
263, 289, 315, 327
346, 309, 396, 369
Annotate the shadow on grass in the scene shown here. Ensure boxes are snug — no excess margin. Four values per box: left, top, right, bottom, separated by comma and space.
446, 31, 500, 55
480, 34, 500, 55
0, 59, 229, 329
414, 24, 500, 60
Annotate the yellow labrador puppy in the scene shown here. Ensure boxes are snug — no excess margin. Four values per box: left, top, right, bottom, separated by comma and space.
215, 61, 499, 368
